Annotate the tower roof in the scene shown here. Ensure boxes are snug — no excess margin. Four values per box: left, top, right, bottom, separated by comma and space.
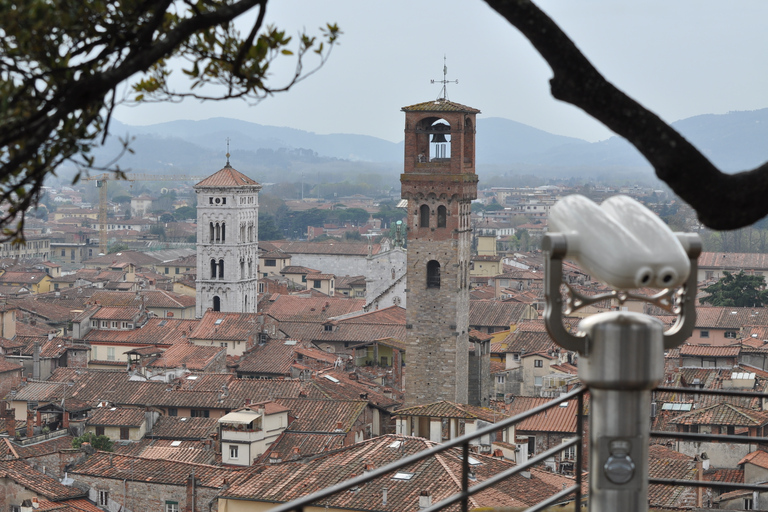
195, 165, 259, 188
401, 98, 480, 114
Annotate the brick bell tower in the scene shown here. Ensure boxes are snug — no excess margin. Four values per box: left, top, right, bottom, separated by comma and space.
401, 97, 479, 407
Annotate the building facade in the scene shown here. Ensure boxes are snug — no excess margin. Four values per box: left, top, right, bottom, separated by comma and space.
194, 163, 261, 316
401, 98, 479, 406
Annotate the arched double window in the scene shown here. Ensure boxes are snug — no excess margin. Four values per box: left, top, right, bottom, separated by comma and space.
427, 260, 441, 288
419, 204, 430, 228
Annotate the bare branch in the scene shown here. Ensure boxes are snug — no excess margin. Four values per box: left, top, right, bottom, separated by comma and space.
484, 0, 768, 230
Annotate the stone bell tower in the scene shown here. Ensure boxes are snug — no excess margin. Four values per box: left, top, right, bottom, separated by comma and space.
401, 98, 480, 407
194, 157, 261, 317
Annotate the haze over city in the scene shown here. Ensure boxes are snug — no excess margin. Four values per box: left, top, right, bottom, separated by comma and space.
114, 0, 768, 143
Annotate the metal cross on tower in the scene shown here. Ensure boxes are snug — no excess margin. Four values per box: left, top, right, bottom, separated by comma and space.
226, 137, 231, 166
431, 55, 458, 100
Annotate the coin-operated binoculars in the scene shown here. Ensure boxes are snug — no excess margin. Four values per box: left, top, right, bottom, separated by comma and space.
543, 195, 701, 512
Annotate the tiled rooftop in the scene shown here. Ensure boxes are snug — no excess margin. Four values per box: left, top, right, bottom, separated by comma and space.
149, 415, 219, 440
223, 434, 575, 510
69, 451, 238, 488
87, 406, 146, 427
195, 165, 259, 188
277, 398, 367, 433
401, 98, 481, 113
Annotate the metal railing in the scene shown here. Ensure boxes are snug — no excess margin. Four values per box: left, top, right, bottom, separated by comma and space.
268, 383, 768, 511
270, 387, 586, 512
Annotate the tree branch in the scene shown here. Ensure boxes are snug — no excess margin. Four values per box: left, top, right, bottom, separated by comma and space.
484, 0, 768, 230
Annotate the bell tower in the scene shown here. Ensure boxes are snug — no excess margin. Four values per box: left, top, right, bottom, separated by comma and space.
401, 98, 479, 406
194, 157, 261, 317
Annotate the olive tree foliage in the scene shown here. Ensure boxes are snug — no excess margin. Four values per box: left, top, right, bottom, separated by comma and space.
484, 0, 767, 231
0, 0, 340, 241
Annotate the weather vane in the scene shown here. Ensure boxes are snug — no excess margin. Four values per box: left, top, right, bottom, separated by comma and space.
431, 55, 458, 101
226, 137, 231, 166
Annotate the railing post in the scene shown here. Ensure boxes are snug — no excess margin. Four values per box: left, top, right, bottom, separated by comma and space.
578, 312, 664, 512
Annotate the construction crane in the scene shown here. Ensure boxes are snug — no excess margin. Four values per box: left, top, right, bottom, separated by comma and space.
83, 173, 206, 255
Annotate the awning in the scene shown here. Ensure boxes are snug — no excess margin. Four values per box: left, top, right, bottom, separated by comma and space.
218, 411, 260, 425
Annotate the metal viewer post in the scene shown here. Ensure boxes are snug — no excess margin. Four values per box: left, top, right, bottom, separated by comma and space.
543, 195, 701, 512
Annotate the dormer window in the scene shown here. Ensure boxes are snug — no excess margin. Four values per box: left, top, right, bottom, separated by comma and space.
324, 324, 333, 332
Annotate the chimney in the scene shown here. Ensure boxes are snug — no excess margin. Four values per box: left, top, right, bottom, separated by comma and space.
26, 407, 36, 433
185, 474, 196, 512
418, 491, 431, 509
335, 421, 343, 431
382, 487, 387, 506
33, 342, 40, 380
348, 372, 357, 380
6, 415, 15, 439
269, 451, 282, 464
695, 457, 704, 508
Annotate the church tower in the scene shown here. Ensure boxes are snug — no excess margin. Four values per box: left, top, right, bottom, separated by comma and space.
401, 98, 480, 406
194, 160, 261, 317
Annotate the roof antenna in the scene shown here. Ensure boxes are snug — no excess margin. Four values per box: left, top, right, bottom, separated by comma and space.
431, 55, 458, 101
225, 137, 231, 167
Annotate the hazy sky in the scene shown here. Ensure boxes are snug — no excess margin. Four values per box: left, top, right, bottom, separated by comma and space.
113, 0, 768, 143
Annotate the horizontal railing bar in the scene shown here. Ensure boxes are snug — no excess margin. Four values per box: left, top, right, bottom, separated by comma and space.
650, 431, 768, 444
650, 478, 768, 492
270, 388, 586, 512
654, 386, 768, 398
420, 439, 581, 512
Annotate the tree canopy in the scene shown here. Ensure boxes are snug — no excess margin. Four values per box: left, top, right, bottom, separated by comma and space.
700, 271, 768, 307
1, 0, 339, 241
72, 432, 114, 451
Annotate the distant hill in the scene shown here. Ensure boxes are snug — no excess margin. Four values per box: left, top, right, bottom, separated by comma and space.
70, 108, 768, 181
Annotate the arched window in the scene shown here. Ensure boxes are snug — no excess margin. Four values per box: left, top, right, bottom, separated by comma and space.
218, 259, 224, 279
213, 296, 221, 312
221, 223, 226, 242
419, 204, 430, 228
240, 223, 246, 242
437, 205, 447, 228
210, 259, 217, 279
427, 260, 441, 288
209, 223, 215, 243
215, 223, 221, 242
244, 295, 249, 311
240, 259, 245, 279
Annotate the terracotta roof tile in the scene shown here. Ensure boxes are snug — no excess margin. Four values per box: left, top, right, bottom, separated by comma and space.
223, 434, 578, 510
149, 415, 219, 440
469, 300, 534, 329
738, 449, 768, 469
507, 396, 583, 433
236, 340, 297, 375
84, 317, 197, 346
145, 343, 225, 371
69, 451, 238, 488
113, 438, 216, 465
679, 344, 740, 357
401, 98, 481, 113
189, 311, 257, 341
255, 432, 346, 462
394, 401, 508, 423
195, 165, 260, 188
670, 402, 768, 427
277, 398, 368, 433
0, 459, 86, 500
87, 406, 146, 427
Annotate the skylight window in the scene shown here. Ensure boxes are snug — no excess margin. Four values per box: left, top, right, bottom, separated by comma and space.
323, 374, 340, 383
187, 375, 198, 380
214, 318, 224, 325
171, 440, 182, 447
388, 441, 402, 449
392, 472, 414, 480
